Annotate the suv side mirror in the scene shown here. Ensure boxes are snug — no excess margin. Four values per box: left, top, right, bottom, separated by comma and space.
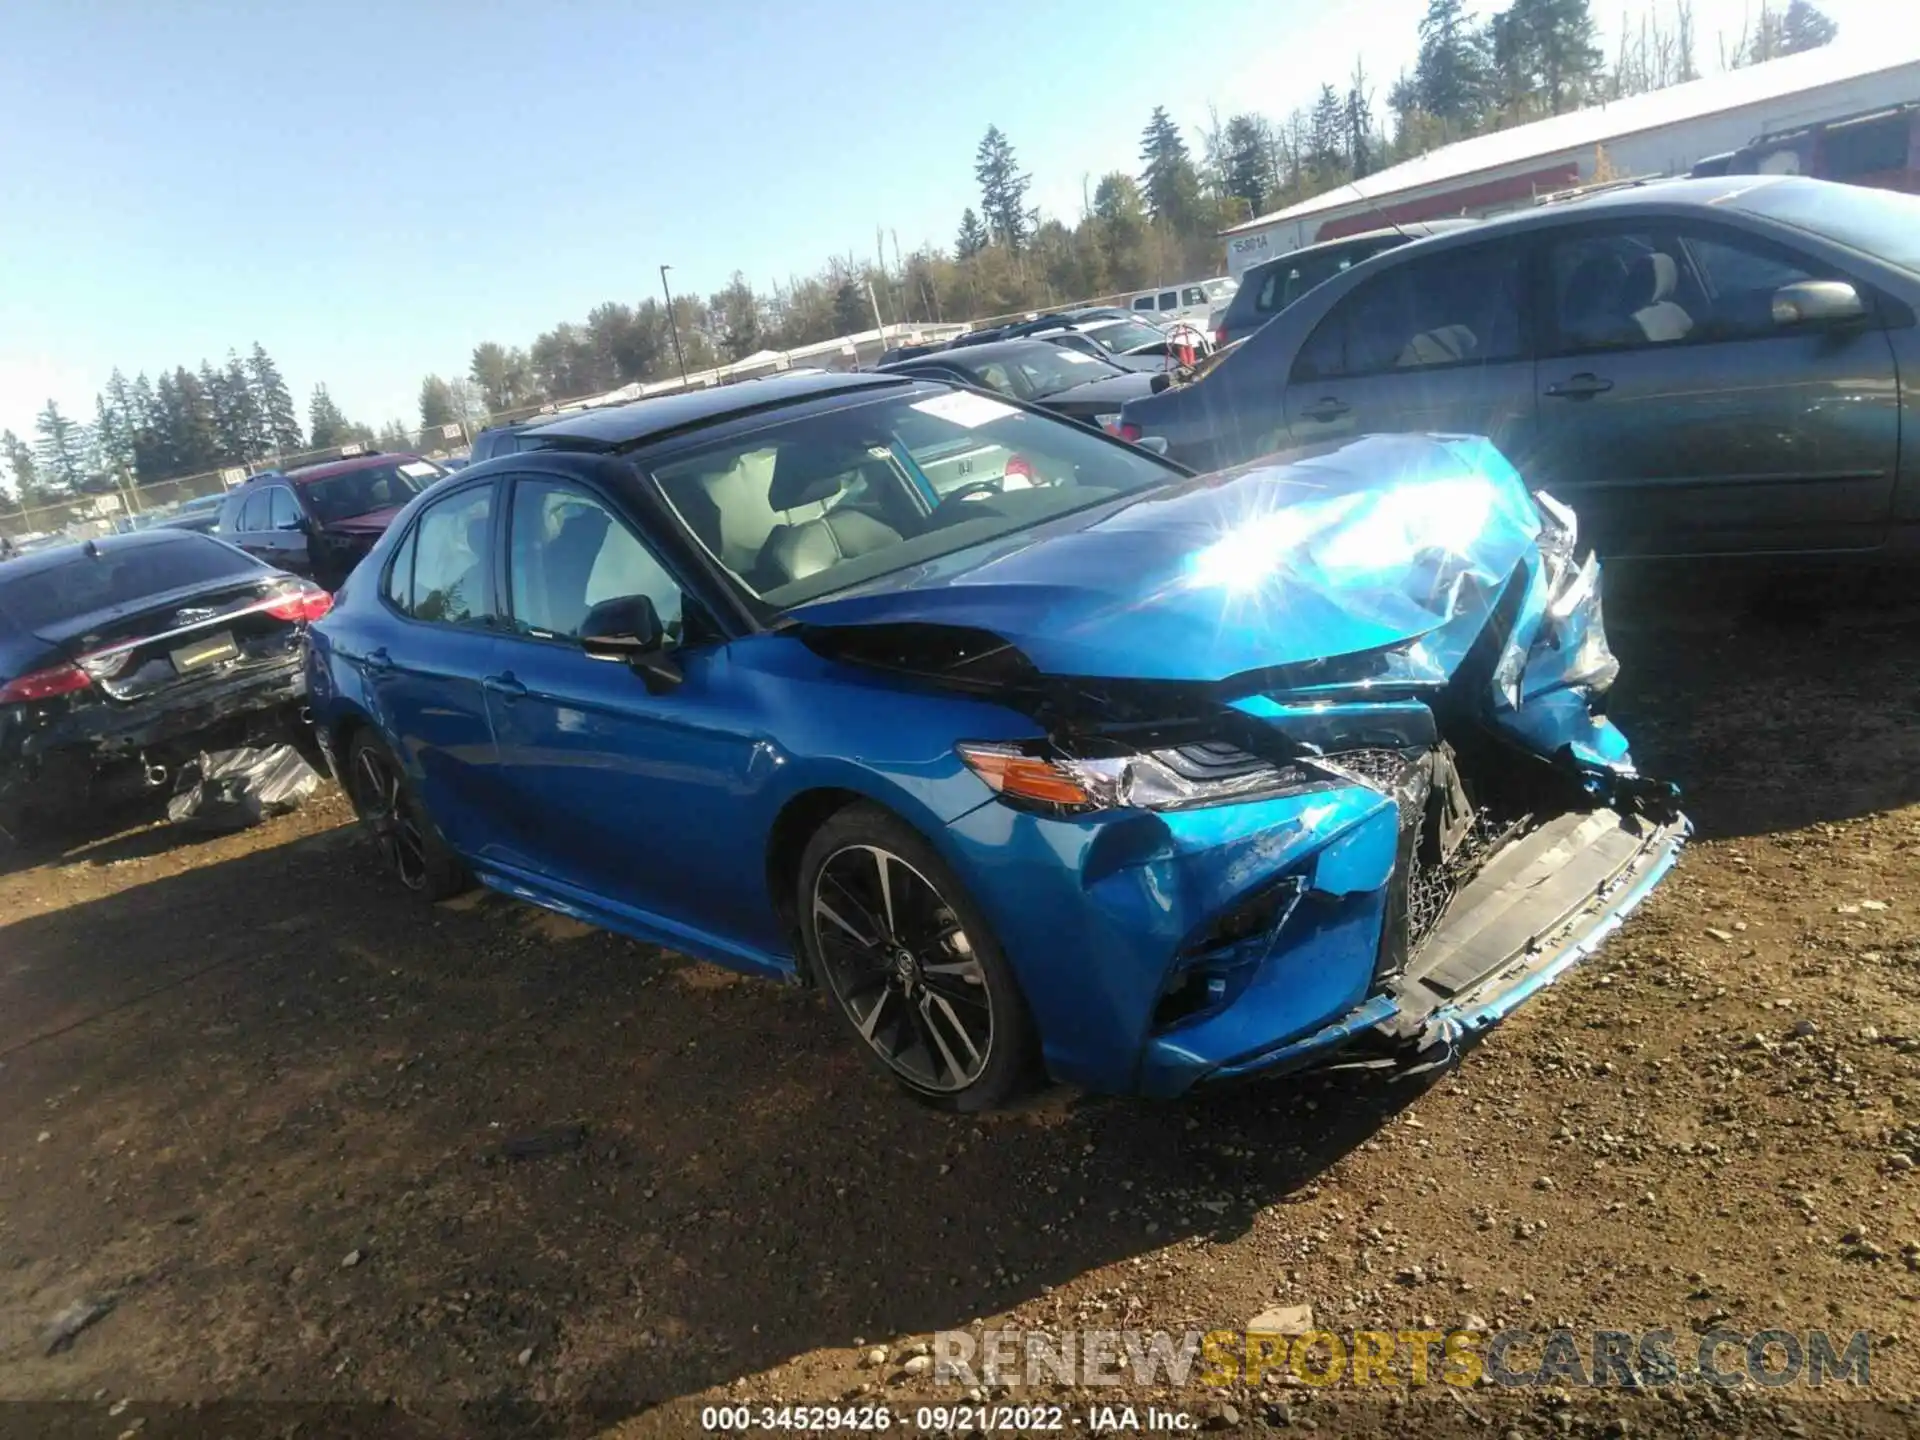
580, 593, 682, 692
1772, 280, 1866, 327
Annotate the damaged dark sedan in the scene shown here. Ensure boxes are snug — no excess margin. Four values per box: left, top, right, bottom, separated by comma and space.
0, 530, 330, 840
305, 372, 1686, 1110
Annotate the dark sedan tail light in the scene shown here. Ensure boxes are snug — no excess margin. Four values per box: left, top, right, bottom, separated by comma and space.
265, 585, 334, 623
1114, 421, 1144, 443
1214, 325, 1227, 347
0, 663, 92, 705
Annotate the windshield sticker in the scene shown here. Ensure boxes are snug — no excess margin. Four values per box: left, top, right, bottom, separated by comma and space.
910, 391, 1020, 429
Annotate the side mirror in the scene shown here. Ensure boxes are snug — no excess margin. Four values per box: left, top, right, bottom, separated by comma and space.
579, 593, 682, 692
1772, 280, 1866, 327
1137, 435, 1171, 457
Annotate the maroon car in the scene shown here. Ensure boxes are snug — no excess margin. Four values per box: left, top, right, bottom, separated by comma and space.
217, 454, 446, 590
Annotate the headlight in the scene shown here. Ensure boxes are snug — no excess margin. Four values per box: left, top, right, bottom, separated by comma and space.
957, 740, 1341, 813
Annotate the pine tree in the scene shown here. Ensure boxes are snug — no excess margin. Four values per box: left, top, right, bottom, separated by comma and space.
217, 352, 264, 463
1138, 106, 1202, 230
127, 373, 170, 481
831, 277, 870, 336
954, 209, 989, 259
247, 343, 304, 456
712, 273, 765, 360
2, 431, 39, 500
1221, 115, 1277, 217
1415, 0, 1487, 133
93, 371, 138, 481
166, 367, 221, 475
34, 401, 88, 492
1510, 0, 1604, 113
309, 385, 352, 449
974, 127, 1032, 251
1782, 0, 1837, 53
419, 375, 457, 431
1309, 84, 1350, 185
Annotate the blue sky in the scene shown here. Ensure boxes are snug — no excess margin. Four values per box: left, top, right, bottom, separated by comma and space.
0, 0, 1899, 440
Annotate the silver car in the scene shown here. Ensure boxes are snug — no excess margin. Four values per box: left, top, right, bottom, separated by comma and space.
1120, 176, 1920, 561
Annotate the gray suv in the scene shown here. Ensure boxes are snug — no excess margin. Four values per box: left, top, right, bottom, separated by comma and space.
1120, 176, 1920, 561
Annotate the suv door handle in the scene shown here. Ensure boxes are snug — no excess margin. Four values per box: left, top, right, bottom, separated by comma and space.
482, 672, 528, 700
1300, 396, 1352, 422
1545, 372, 1614, 399
363, 646, 393, 674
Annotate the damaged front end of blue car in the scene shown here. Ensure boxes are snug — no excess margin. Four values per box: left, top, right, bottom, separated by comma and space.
795, 434, 1688, 1097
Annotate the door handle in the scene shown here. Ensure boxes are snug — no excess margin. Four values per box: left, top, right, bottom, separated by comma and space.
363, 646, 393, 674
482, 672, 528, 700
1301, 396, 1352, 422
1545, 372, 1614, 399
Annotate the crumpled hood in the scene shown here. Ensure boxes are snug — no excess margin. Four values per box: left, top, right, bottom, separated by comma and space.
789, 433, 1544, 686
322, 504, 405, 538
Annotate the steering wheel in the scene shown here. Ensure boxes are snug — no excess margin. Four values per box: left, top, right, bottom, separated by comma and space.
936, 479, 1004, 507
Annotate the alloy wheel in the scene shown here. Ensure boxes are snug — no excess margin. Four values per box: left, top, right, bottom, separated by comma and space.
811, 843, 994, 1094
351, 746, 428, 892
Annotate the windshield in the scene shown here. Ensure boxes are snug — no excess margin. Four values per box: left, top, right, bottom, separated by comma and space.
0, 535, 261, 631
299, 460, 439, 523
1726, 179, 1920, 276
1204, 279, 1235, 301
1084, 318, 1171, 353
649, 388, 1181, 610
951, 345, 1118, 399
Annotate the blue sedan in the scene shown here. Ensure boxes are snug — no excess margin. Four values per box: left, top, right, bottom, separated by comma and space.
304, 372, 1687, 1110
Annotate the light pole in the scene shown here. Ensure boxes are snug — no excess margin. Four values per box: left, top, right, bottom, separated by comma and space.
659, 264, 689, 385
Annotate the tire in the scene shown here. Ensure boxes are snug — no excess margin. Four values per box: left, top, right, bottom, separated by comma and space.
798, 802, 1039, 1111
344, 731, 469, 900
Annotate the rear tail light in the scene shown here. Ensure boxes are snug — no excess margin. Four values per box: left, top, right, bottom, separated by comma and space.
1115, 421, 1144, 443
1003, 454, 1035, 485
1214, 326, 1227, 347
0, 663, 92, 705
266, 585, 333, 623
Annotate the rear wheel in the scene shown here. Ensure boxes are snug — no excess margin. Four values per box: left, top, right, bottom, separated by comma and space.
345, 732, 468, 900
798, 803, 1038, 1111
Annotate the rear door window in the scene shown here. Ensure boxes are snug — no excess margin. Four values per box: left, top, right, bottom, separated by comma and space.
268, 487, 301, 530
1292, 243, 1525, 380
239, 489, 271, 532
407, 486, 494, 625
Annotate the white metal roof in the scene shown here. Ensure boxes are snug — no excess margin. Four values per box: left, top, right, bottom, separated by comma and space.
1221, 39, 1920, 236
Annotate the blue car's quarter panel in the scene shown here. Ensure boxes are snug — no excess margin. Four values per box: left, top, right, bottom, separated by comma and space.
943, 785, 1398, 1095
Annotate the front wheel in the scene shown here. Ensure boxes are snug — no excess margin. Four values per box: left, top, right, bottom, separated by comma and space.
798, 803, 1039, 1111
345, 731, 469, 900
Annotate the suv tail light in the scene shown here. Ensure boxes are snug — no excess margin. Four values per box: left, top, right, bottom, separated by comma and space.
0, 663, 92, 705
266, 585, 333, 623
1214, 326, 1227, 347
1115, 421, 1144, 443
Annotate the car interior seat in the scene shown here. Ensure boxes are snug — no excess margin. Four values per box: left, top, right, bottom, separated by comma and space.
1398, 324, 1478, 367
541, 504, 609, 635
754, 447, 903, 589
1625, 252, 1694, 342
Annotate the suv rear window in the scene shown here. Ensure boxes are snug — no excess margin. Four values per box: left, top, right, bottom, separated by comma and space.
0, 536, 261, 631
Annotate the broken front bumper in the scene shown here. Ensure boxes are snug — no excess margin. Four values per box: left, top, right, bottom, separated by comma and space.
944, 784, 1686, 1098
1202, 807, 1690, 1088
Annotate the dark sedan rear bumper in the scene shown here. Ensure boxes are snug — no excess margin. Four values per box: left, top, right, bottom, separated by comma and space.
0, 660, 308, 821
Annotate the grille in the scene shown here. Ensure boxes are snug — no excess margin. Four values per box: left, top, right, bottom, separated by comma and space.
1407, 808, 1521, 950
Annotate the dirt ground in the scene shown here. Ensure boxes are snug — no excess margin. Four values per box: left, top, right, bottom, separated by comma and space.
1, 573, 1917, 1439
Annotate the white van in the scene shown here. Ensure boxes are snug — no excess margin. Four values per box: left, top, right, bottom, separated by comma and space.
1128, 278, 1235, 328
